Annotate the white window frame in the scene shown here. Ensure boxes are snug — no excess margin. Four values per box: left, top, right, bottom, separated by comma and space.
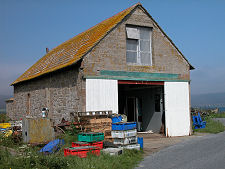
126, 25, 152, 66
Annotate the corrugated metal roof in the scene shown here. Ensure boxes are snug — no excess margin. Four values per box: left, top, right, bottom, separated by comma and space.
12, 4, 138, 85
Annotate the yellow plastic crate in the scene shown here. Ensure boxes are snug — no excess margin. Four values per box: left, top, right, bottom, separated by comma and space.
0, 123, 11, 128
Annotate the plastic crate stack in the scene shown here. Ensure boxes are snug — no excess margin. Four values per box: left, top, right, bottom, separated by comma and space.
111, 116, 140, 150
64, 132, 104, 158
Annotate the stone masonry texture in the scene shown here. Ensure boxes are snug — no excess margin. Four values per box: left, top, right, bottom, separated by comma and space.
8, 63, 85, 124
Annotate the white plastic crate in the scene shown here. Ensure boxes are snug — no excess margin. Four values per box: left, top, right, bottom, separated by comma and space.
122, 144, 140, 150
111, 129, 137, 138
113, 136, 137, 145
102, 148, 123, 156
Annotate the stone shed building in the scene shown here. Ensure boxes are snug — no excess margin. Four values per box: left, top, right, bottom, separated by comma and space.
7, 3, 194, 136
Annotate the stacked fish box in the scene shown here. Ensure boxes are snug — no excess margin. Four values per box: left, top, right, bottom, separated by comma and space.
64, 132, 104, 158
111, 116, 140, 150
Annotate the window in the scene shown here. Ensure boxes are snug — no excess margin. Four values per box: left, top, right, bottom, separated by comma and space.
27, 93, 30, 115
126, 26, 152, 65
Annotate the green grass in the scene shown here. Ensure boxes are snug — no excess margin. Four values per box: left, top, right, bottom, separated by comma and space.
0, 146, 143, 169
209, 112, 225, 118
193, 116, 225, 134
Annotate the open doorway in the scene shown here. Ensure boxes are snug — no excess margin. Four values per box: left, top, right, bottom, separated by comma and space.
118, 81, 165, 134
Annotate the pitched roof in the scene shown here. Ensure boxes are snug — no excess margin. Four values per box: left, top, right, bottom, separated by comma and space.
12, 3, 194, 85
12, 4, 138, 85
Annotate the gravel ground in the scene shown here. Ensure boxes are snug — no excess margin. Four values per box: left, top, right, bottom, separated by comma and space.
137, 133, 202, 156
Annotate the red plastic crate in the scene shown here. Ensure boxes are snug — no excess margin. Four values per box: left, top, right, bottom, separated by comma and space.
71, 141, 103, 149
64, 148, 70, 156
72, 142, 90, 147
64, 146, 100, 158
91, 142, 103, 149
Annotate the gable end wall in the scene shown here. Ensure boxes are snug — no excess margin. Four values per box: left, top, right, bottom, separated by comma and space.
82, 7, 190, 80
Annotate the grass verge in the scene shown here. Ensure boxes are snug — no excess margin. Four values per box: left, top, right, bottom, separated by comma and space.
193, 116, 225, 134
209, 112, 225, 118
0, 147, 143, 169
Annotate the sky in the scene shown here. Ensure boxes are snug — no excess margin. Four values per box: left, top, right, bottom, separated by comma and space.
0, 0, 225, 96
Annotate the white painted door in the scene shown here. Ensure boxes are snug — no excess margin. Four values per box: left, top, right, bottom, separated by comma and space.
86, 79, 118, 114
164, 82, 191, 136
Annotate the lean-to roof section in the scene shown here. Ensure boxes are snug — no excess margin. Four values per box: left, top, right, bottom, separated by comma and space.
12, 4, 138, 85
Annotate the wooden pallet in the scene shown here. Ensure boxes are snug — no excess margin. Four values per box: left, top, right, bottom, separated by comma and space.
73, 111, 113, 117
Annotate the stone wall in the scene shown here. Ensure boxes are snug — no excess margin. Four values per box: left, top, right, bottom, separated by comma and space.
10, 63, 85, 124
6, 99, 14, 120
83, 7, 190, 80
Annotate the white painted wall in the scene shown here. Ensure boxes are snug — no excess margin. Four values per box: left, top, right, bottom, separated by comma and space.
164, 82, 190, 136
86, 79, 118, 113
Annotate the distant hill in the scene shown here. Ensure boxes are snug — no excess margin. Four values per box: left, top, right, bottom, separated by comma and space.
191, 92, 225, 107
0, 95, 12, 109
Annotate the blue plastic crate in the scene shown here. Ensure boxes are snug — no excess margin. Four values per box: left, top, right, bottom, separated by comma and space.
40, 139, 65, 154
112, 122, 136, 131
112, 116, 122, 123
192, 112, 206, 129
138, 137, 143, 149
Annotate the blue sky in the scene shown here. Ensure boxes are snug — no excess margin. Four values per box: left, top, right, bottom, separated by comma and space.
0, 0, 225, 96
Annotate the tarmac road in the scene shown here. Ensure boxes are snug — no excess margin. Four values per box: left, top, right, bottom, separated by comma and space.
136, 131, 225, 169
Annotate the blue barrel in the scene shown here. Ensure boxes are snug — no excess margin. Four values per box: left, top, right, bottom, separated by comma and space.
138, 137, 143, 149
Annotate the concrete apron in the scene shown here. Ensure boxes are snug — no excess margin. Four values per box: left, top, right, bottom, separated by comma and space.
137, 133, 197, 156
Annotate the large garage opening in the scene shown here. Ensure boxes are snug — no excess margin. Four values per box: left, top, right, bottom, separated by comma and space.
118, 81, 165, 134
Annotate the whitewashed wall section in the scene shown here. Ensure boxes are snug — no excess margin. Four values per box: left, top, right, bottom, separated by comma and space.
86, 79, 118, 113
164, 82, 191, 136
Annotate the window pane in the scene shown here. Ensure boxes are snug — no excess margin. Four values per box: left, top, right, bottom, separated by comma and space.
126, 51, 137, 63
140, 27, 151, 40
140, 40, 150, 52
140, 52, 151, 65
127, 39, 138, 51
126, 27, 139, 39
